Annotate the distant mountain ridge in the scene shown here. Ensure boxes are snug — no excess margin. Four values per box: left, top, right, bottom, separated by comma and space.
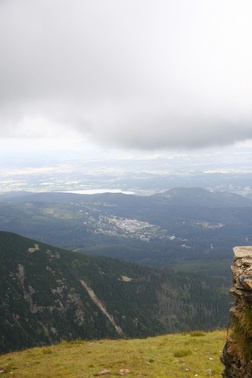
0, 231, 229, 353
1, 187, 252, 207
154, 187, 252, 208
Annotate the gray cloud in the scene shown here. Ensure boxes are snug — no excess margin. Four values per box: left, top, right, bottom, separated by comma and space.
0, 0, 252, 149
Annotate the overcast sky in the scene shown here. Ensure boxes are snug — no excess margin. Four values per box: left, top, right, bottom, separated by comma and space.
0, 0, 252, 154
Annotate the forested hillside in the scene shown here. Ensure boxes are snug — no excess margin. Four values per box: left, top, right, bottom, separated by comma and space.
0, 231, 229, 353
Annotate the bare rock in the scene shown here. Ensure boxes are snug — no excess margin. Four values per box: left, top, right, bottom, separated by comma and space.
97, 369, 110, 375
233, 246, 252, 261
204, 368, 212, 375
118, 369, 130, 375
221, 246, 252, 377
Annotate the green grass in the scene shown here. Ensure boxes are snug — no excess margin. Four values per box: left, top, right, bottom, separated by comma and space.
0, 330, 226, 377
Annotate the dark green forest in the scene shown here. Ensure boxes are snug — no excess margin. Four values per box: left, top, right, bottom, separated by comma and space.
0, 231, 230, 354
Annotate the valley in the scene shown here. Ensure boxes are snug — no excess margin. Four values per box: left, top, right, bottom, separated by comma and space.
0, 186, 251, 356
0, 187, 251, 276
1, 1, 252, 374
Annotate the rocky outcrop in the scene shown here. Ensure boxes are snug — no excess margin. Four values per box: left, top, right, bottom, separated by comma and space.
221, 246, 252, 377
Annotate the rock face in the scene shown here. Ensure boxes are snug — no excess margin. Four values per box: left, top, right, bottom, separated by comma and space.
221, 246, 252, 377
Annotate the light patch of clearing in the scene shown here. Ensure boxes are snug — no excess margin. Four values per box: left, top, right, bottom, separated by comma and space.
28, 244, 40, 253
121, 275, 133, 282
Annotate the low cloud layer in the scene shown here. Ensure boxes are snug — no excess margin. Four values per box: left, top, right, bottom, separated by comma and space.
1, 0, 252, 150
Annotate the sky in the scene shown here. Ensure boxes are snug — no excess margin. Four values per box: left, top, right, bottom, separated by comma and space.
0, 0, 252, 159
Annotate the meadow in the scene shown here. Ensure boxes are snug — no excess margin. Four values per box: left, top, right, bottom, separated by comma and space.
0, 330, 227, 377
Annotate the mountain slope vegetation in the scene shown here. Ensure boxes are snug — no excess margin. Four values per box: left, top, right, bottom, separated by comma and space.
0, 231, 229, 354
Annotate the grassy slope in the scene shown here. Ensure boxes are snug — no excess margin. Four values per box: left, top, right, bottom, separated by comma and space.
0, 330, 226, 377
